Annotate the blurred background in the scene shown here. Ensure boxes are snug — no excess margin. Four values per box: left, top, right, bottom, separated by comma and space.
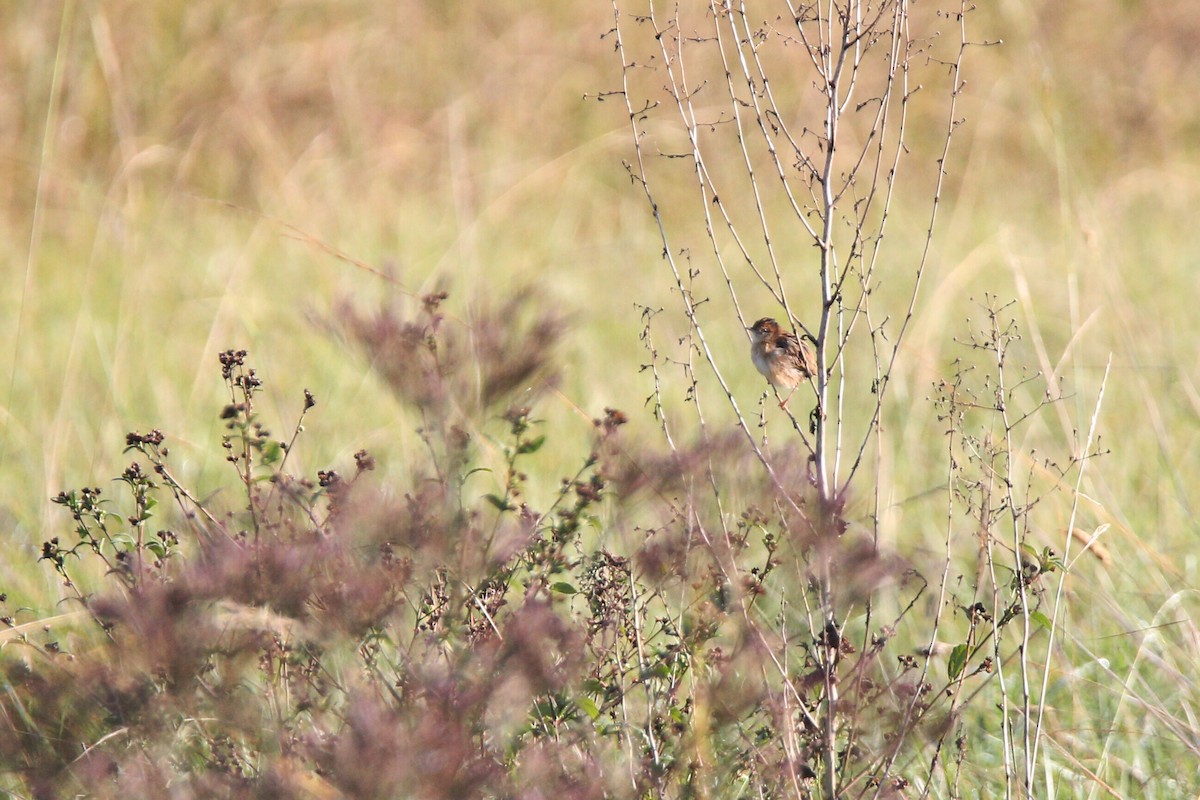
2, 0, 1199, 737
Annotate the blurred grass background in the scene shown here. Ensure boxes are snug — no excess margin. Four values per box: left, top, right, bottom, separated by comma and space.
2, 1, 1200, 789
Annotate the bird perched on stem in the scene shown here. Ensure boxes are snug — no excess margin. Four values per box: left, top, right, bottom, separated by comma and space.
748, 317, 817, 409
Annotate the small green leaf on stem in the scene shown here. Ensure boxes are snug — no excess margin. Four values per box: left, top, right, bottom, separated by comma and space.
948, 643, 969, 680
576, 696, 600, 720
517, 435, 546, 455
484, 493, 513, 512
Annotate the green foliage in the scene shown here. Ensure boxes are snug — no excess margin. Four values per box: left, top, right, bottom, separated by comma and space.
2, 298, 1005, 798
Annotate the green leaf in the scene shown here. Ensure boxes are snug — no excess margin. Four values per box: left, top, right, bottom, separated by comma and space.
1041, 547, 1065, 572
360, 628, 395, 646
576, 696, 600, 720
483, 494, 513, 512
947, 643, 969, 680
262, 440, 283, 464
641, 662, 671, 681
517, 435, 546, 455
1030, 610, 1053, 631
551, 582, 577, 595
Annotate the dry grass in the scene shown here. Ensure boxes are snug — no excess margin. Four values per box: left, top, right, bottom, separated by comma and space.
1, 1, 1199, 796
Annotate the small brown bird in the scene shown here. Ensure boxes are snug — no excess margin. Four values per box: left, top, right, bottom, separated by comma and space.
748, 317, 817, 408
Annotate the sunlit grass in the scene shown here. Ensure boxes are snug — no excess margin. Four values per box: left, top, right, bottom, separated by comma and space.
2, 1, 1199, 794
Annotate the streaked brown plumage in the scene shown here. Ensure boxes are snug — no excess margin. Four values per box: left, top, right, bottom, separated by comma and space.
748, 317, 816, 408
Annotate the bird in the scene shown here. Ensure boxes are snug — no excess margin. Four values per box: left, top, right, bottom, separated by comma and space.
748, 317, 817, 408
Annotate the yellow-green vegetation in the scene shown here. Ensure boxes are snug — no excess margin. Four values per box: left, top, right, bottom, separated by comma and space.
1, 1, 1198, 797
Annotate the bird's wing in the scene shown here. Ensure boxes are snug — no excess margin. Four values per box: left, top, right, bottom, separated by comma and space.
778, 332, 817, 377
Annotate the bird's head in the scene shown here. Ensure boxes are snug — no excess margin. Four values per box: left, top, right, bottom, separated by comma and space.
748, 317, 781, 344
